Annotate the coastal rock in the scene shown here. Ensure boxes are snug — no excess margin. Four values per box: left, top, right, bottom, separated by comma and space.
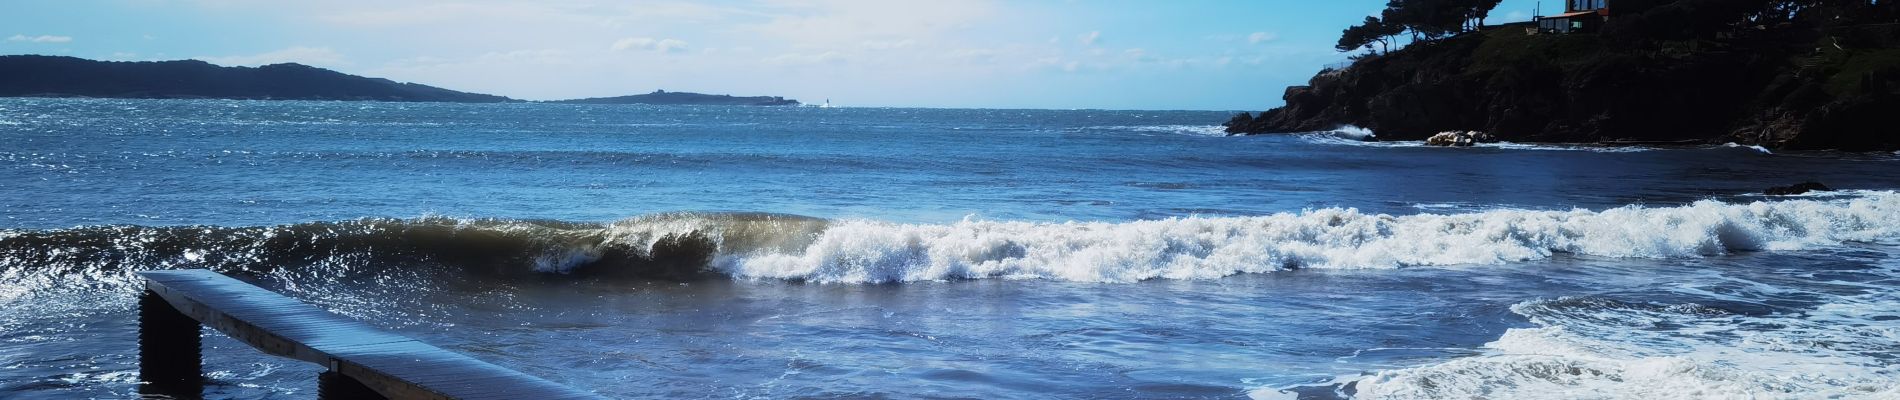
1426, 132, 1463, 146
1223, 112, 1255, 135
1764, 182, 1833, 196
1425, 131, 1496, 147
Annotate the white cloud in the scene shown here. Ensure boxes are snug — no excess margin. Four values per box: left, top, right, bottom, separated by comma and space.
1078, 31, 1100, 46
7, 34, 72, 43
1248, 32, 1278, 44
477, 49, 573, 64
1028, 56, 1083, 73
762, 51, 845, 65
745, 0, 996, 48
1503, 10, 1532, 22
195, 46, 349, 67
943, 48, 996, 63
611, 37, 688, 53
859, 39, 916, 51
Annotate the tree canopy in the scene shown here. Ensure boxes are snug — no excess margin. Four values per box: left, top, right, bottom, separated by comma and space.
1337, 0, 1505, 55
1337, 0, 1899, 56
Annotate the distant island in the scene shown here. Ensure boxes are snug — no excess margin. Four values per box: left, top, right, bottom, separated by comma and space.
0, 55, 512, 103
551, 90, 799, 106
1225, 0, 1900, 151
0, 55, 801, 106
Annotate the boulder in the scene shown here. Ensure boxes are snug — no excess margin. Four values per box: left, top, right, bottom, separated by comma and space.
1425, 131, 1495, 147
1426, 131, 1464, 146
1764, 181, 1832, 196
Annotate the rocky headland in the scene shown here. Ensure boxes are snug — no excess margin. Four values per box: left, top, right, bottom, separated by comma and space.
0, 55, 800, 106
1225, 1, 1900, 151
0, 55, 514, 103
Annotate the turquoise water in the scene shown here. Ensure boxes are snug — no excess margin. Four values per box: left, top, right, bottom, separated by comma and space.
2, 98, 1898, 398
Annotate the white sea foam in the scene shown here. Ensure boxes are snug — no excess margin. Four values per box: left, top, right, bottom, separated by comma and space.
1294, 125, 1384, 145
1723, 142, 1775, 155
1294, 127, 1664, 152
1349, 291, 1900, 399
1487, 141, 1655, 153
1089, 125, 1230, 136
1298, 135, 1656, 153
1326, 125, 1378, 140
683, 191, 1900, 283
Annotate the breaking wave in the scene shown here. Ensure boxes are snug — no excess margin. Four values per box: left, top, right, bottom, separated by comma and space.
2, 192, 1898, 295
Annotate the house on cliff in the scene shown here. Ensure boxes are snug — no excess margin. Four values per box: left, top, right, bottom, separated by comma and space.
1537, 0, 1610, 34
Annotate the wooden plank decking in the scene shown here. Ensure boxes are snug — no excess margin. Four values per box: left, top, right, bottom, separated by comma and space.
140, 269, 603, 400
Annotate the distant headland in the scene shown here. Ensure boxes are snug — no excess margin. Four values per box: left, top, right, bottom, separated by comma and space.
1225, 0, 1900, 151
0, 55, 512, 103
0, 55, 800, 106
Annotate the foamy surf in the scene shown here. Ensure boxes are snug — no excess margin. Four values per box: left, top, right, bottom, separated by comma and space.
1297, 134, 1658, 153
715, 191, 1900, 283
1290, 127, 1715, 153
4, 192, 1900, 289
1341, 291, 1900, 399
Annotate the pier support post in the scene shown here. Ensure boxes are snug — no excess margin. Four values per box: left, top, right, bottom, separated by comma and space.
319, 370, 388, 400
138, 289, 202, 398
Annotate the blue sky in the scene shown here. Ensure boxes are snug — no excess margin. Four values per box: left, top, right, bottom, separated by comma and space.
1, 0, 1546, 110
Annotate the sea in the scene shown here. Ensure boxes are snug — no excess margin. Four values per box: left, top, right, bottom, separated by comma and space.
1, 98, 1897, 399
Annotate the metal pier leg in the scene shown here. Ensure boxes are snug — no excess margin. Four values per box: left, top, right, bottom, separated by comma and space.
319, 370, 389, 400
139, 289, 203, 398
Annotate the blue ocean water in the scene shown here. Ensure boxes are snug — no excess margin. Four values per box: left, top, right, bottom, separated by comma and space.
2, 98, 1898, 398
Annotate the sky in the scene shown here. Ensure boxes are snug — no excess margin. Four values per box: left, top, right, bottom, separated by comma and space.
0, 0, 1547, 110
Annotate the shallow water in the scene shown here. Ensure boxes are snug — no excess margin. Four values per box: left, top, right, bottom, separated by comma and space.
1, 98, 1897, 399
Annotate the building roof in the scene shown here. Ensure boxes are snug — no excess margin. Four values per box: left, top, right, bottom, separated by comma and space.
1548, 10, 1599, 19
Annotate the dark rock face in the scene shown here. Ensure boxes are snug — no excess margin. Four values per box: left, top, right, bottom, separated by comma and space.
1764, 182, 1833, 196
1227, 17, 1900, 151
0, 55, 514, 102
552, 90, 800, 106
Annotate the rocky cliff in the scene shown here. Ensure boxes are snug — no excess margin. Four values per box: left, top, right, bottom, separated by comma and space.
1226, 7, 1900, 151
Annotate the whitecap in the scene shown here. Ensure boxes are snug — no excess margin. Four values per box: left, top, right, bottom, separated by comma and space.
712, 192, 1900, 283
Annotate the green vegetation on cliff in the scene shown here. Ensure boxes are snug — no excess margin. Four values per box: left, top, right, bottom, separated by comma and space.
1228, 0, 1900, 151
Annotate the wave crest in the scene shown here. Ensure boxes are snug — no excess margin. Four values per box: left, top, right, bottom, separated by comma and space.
2, 193, 1897, 290
720, 192, 1900, 282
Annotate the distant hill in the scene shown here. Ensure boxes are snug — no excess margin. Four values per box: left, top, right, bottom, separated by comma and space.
552, 90, 799, 106
0, 55, 514, 103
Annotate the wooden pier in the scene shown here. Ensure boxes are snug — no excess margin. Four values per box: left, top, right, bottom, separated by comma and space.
138, 269, 604, 400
